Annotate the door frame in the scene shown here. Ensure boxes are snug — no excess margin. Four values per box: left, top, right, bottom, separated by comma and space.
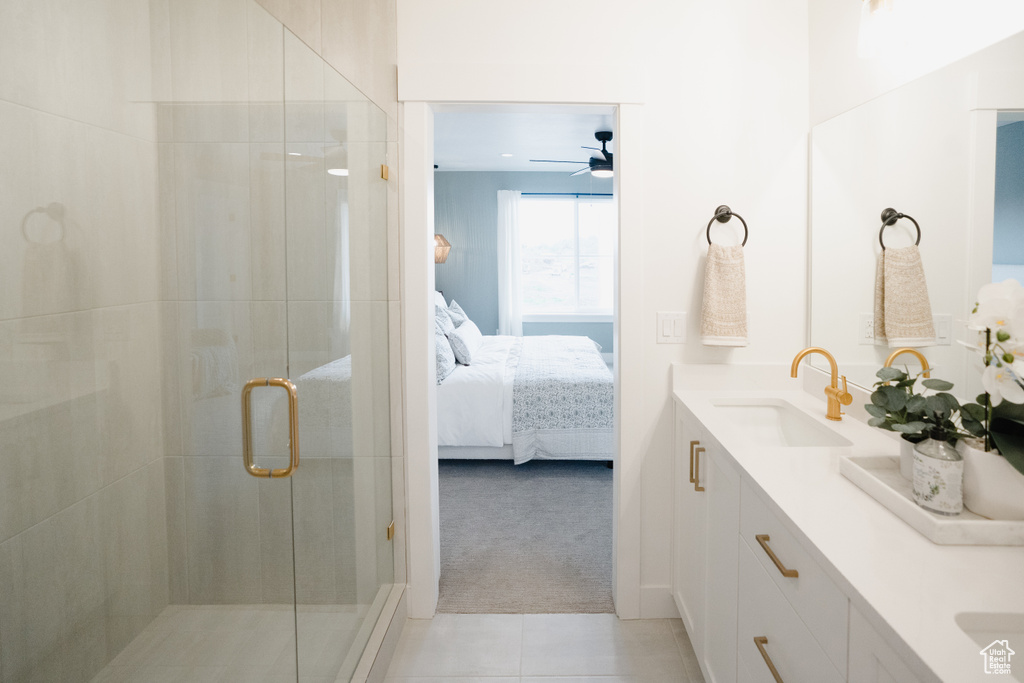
399, 99, 645, 619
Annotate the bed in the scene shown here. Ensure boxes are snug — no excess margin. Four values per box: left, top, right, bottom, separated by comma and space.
436, 333, 614, 464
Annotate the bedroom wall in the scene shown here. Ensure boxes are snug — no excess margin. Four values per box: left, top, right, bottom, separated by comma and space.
808, 0, 1024, 125
434, 171, 613, 350
398, 0, 811, 618
993, 121, 1024, 275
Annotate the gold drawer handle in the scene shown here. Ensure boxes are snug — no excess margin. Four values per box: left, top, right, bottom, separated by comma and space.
754, 637, 784, 683
756, 534, 798, 578
689, 440, 699, 483
693, 446, 705, 492
241, 377, 299, 478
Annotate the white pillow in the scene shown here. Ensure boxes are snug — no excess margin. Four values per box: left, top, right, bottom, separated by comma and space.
448, 319, 483, 365
435, 302, 455, 335
435, 321, 456, 384
434, 291, 447, 309
447, 299, 468, 327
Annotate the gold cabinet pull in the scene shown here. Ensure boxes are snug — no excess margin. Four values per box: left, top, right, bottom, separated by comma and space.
755, 534, 798, 578
689, 440, 699, 483
693, 446, 705, 492
754, 637, 784, 683
241, 378, 299, 478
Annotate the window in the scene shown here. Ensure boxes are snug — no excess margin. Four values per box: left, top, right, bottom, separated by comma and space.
518, 194, 615, 318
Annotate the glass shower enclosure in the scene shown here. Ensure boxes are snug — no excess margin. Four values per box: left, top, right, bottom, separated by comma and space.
0, 2, 394, 681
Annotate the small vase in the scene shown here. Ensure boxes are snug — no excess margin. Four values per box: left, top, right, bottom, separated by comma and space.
958, 438, 1024, 520
912, 436, 963, 516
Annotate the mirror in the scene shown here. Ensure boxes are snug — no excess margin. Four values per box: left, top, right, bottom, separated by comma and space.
809, 29, 1024, 397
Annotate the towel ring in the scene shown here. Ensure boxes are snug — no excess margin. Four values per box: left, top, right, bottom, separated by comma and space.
878, 208, 920, 250
706, 205, 748, 247
20, 203, 66, 243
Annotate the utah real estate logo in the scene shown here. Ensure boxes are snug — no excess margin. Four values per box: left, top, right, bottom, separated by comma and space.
981, 639, 1015, 675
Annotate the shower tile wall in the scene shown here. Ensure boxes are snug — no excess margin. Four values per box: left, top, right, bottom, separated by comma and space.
0, 0, 169, 678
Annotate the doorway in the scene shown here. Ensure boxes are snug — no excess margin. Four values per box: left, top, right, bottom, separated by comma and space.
431, 104, 619, 613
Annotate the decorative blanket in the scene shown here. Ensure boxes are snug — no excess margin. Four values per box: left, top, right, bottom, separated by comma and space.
511, 336, 614, 464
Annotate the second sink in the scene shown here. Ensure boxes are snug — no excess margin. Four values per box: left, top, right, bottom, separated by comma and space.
711, 397, 853, 448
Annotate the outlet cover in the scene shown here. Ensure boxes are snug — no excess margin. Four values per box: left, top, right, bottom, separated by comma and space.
858, 313, 875, 345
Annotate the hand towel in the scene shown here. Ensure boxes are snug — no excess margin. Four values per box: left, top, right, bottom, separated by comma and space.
873, 245, 935, 347
700, 243, 748, 346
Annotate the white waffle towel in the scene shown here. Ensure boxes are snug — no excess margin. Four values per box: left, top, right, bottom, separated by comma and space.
873, 245, 935, 347
700, 243, 748, 346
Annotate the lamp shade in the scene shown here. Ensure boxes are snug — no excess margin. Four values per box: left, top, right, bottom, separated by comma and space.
434, 233, 451, 264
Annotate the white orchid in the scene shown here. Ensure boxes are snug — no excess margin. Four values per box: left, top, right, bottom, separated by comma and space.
982, 361, 1024, 406
968, 279, 1024, 407
970, 279, 1024, 346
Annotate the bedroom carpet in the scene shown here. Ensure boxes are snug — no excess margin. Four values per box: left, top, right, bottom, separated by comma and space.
437, 459, 614, 614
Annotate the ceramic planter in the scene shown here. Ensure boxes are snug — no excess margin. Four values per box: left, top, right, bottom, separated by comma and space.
958, 438, 1024, 520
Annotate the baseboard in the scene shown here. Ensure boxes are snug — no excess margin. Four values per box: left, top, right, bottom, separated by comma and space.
640, 584, 680, 619
352, 584, 407, 683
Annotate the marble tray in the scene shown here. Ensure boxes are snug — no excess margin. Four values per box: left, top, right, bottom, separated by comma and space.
839, 455, 1024, 545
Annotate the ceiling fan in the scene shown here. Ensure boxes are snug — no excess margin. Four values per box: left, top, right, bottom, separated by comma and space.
530, 131, 614, 178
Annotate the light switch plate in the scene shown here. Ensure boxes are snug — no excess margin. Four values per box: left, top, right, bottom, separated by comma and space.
934, 314, 953, 345
657, 311, 686, 344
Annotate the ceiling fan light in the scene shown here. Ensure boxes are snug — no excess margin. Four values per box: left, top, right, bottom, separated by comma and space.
592, 168, 614, 179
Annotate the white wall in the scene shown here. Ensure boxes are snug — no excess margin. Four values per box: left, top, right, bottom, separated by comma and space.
809, 0, 1024, 124
397, 0, 810, 618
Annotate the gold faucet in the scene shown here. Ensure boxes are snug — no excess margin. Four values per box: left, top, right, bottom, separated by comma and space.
883, 347, 931, 378
790, 347, 853, 421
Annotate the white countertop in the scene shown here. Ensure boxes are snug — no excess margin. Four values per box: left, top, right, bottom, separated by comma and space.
672, 363, 1024, 683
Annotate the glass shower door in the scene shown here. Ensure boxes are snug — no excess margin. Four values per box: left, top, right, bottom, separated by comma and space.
166, 5, 392, 682
278, 29, 394, 682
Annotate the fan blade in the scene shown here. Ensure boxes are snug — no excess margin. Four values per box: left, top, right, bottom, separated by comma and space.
529, 159, 588, 164
580, 147, 607, 161
569, 167, 592, 177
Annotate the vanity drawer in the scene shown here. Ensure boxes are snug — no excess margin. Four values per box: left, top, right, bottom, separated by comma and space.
738, 536, 844, 683
740, 479, 848, 673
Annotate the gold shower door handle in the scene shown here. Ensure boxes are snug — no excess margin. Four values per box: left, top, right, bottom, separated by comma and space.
241, 378, 299, 478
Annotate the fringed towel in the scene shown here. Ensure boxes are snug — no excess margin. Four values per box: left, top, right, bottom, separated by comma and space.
873, 245, 935, 347
700, 243, 748, 346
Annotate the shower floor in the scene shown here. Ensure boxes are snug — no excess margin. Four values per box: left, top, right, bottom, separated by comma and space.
89, 603, 369, 683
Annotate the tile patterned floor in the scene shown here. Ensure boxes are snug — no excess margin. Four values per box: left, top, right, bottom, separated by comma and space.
89, 604, 368, 683
383, 614, 705, 682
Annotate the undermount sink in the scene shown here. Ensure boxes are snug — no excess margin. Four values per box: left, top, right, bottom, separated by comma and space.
710, 397, 852, 448
956, 613, 1024, 681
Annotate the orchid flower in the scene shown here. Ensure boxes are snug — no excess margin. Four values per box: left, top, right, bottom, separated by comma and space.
970, 279, 1024, 343
981, 357, 1024, 406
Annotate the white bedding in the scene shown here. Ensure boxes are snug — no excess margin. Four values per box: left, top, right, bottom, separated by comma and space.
436, 334, 613, 463
436, 335, 516, 447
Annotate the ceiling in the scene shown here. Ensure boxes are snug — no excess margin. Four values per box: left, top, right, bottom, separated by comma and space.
433, 104, 615, 173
